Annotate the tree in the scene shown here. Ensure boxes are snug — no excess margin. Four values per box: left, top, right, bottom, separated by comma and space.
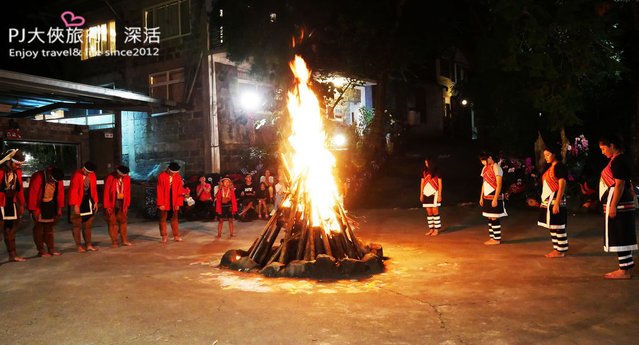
459, 0, 625, 152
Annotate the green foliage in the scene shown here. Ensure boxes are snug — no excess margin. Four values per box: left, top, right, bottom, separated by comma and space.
356, 106, 375, 138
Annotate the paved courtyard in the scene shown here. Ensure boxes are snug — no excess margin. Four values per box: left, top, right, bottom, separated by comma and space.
1, 206, 638, 345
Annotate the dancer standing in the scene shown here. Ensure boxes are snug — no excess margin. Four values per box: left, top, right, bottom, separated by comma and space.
156, 162, 188, 243
216, 177, 237, 237
537, 145, 569, 257
479, 151, 507, 245
0, 149, 26, 262
68, 161, 99, 252
28, 167, 65, 257
103, 165, 132, 247
420, 156, 442, 236
598, 135, 637, 279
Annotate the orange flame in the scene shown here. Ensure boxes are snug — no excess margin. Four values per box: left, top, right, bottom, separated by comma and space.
285, 55, 342, 233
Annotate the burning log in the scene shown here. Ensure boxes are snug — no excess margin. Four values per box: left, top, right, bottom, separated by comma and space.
219, 55, 384, 278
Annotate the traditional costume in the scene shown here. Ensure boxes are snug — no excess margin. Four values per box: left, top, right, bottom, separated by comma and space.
537, 162, 569, 253
215, 178, 237, 220
68, 162, 99, 251
156, 162, 187, 242
28, 167, 65, 256
0, 149, 26, 261
104, 165, 131, 247
599, 154, 637, 270
481, 162, 507, 241
421, 169, 442, 232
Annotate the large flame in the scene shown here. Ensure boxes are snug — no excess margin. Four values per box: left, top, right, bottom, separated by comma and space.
285, 55, 342, 232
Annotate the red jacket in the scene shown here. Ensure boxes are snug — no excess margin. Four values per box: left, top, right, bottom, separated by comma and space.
27, 170, 65, 213
68, 169, 98, 206
0, 168, 25, 207
215, 187, 238, 214
156, 171, 186, 209
103, 171, 131, 210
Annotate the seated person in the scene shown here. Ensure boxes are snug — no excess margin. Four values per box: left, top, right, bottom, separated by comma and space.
260, 169, 275, 203
256, 182, 269, 219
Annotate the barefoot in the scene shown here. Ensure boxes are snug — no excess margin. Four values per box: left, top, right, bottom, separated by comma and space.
111, 242, 119, 248
430, 229, 439, 236
258, 215, 262, 219
604, 269, 632, 280
121, 241, 132, 246
174, 236, 183, 242
39, 252, 52, 257
161, 236, 168, 244
77, 246, 86, 253
484, 239, 501, 245
11, 256, 27, 262
425, 229, 434, 236
86, 245, 98, 251
50, 251, 61, 256
230, 233, 235, 237
544, 250, 566, 258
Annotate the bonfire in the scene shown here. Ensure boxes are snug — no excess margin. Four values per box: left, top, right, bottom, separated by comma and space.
220, 56, 383, 278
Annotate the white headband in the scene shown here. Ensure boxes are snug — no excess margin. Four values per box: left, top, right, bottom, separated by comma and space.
0, 149, 18, 165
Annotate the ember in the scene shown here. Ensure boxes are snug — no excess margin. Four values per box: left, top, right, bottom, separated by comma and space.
220, 56, 384, 278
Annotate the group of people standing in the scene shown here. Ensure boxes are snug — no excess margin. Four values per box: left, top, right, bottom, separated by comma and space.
420, 134, 638, 279
0, 149, 132, 261
193, 169, 289, 238
0, 153, 291, 263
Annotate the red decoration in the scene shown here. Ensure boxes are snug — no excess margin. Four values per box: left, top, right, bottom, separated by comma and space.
6, 129, 21, 139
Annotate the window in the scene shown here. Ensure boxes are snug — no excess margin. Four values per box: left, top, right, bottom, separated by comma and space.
2, 141, 79, 179
41, 113, 115, 130
144, 0, 191, 40
149, 68, 185, 102
81, 21, 116, 60
210, 7, 223, 48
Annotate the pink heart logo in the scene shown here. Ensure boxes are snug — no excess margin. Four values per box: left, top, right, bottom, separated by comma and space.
60, 11, 85, 27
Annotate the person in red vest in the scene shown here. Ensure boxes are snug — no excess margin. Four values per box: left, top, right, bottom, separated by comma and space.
0, 149, 26, 262
28, 166, 65, 257
68, 161, 99, 252
215, 177, 237, 237
195, 175, 214, 218
103, 165, 131, 248
156, 162, 189, 243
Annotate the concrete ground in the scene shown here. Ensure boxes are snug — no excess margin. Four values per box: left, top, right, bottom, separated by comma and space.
1, 206, 638, 345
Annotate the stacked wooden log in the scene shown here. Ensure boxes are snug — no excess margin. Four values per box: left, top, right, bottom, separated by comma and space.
220, 175, 384, 278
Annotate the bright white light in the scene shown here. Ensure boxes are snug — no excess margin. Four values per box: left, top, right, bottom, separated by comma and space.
240, 91, 261, 111
327, 76, 348, 87
332, 133, 347, 147
461, 99, 468, 106
24, 153, 33, 162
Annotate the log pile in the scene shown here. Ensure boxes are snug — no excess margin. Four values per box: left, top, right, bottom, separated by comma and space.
220, 176, 384, 278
